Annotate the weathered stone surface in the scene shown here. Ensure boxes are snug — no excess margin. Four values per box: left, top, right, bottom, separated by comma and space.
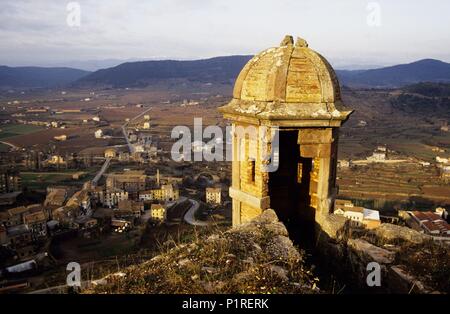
348, 239, 395, 264
226, 36, 342, 106
317, 214, 349, 240
300, 143, 331, 158
388, 265, 434, 294
252, 208, 278, 224
373, 223, 431, 245
231, 209, 295, 260
231, 209, 284, 236
298, 128, 333, 144
230, 220, 261, 235
219, 34, 352, 123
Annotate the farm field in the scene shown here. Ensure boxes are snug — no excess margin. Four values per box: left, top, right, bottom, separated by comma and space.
20, 169, 97, 190
0, 86, 448, 209
4, 126, 113, 154
337, 162, 450, 209
0, 124, 43, 140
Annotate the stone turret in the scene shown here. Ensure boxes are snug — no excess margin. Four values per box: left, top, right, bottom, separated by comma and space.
219, 35, 352, 230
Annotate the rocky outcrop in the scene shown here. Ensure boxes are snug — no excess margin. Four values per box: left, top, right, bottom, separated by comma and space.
348, 239, 395, 264
316, 218, 447, 293
387, 265, 435, 294
85, 209, 319, 294
372, 223, 432, 245
318, 214, 349, 240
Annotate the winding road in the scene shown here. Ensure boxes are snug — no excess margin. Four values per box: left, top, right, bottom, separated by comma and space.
183, 199, 211, 226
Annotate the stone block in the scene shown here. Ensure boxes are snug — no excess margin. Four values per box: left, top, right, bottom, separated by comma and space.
373, 223, 432, 245
388, 265, 433, 294
317, 214, 349, 240
348, 238, 395, 264
298, 128, 332, 144
300, 143, 331, 158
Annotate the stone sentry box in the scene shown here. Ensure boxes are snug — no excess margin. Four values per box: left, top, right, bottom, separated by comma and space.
219, 35, 352, 235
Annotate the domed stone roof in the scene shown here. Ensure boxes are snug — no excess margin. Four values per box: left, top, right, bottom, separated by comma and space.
219, 35, 352, 124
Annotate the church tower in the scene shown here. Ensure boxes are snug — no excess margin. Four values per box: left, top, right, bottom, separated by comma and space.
219, 35, 352, 230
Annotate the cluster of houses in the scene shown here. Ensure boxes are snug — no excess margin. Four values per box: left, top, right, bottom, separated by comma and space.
0, 169, 184, 262
102, 143, 159, 164
0, 204, 48, 261
337, 146, 388, 168
0, 169, 22, 205
405, 208, 450, 237
333, 199, 381, 229
49, 187, 94, 231
333, 198, 450, 239
366, 145, 388, 162
92, 170, 181, 226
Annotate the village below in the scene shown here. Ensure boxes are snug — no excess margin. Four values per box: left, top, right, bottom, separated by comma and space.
0, 36, 449, 295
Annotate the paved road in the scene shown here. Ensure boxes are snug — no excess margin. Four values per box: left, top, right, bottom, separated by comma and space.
122, 107, 152, 153
122, 124, 134, 154
0, 140, 19, 150
91, 157, 111, 187
183, 199, 211, 226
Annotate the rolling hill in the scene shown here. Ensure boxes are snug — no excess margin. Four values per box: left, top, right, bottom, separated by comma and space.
337, 59, 450, 88
75, 55, 252, 88
0, 66, 91, 89
76, 57, 450, 89
2, 57, 450, 89
389, 82, 450, 116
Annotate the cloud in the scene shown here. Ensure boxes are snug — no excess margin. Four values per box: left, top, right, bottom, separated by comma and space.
0, 0, 449, 67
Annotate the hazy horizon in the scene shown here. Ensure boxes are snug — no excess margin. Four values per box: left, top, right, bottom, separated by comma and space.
1, 0, 450, 70
0, 56, 446, 73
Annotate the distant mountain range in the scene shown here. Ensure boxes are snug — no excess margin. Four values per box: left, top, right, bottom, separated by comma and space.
1, 57, 450, 90
337, 59, 450, 88
74, 55, 252, 88
0, 66, 90, 89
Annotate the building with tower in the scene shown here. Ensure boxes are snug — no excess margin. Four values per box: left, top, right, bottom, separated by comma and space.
219, 35, 352, 235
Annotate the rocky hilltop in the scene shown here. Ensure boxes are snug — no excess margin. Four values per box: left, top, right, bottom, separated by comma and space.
76, 210, 449, 294
85, 210, 319, 294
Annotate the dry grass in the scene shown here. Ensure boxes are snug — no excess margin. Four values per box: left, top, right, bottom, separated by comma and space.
86, 212, 319, 294
396, 242, 450, 293
358, 227, 450, 293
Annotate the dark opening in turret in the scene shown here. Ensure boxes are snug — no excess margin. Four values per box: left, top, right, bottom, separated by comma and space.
268, 130, 316, 248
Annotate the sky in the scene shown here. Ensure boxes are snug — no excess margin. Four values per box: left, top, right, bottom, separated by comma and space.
1, 0, 450, 70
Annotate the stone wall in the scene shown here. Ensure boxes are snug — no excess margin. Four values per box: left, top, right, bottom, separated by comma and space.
316, 214, 443, 293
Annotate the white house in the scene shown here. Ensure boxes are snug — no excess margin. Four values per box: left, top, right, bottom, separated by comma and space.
95, 129, 103, 138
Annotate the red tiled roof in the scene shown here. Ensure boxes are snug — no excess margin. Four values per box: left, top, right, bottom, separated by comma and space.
423, 212, 442, 222
412, 211, 426, 221
434, 220, 450, 232
411, 211, 441, 222
422, 221, 440, 232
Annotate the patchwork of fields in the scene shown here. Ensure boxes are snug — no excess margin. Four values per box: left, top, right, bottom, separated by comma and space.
0, 124, 44, 151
